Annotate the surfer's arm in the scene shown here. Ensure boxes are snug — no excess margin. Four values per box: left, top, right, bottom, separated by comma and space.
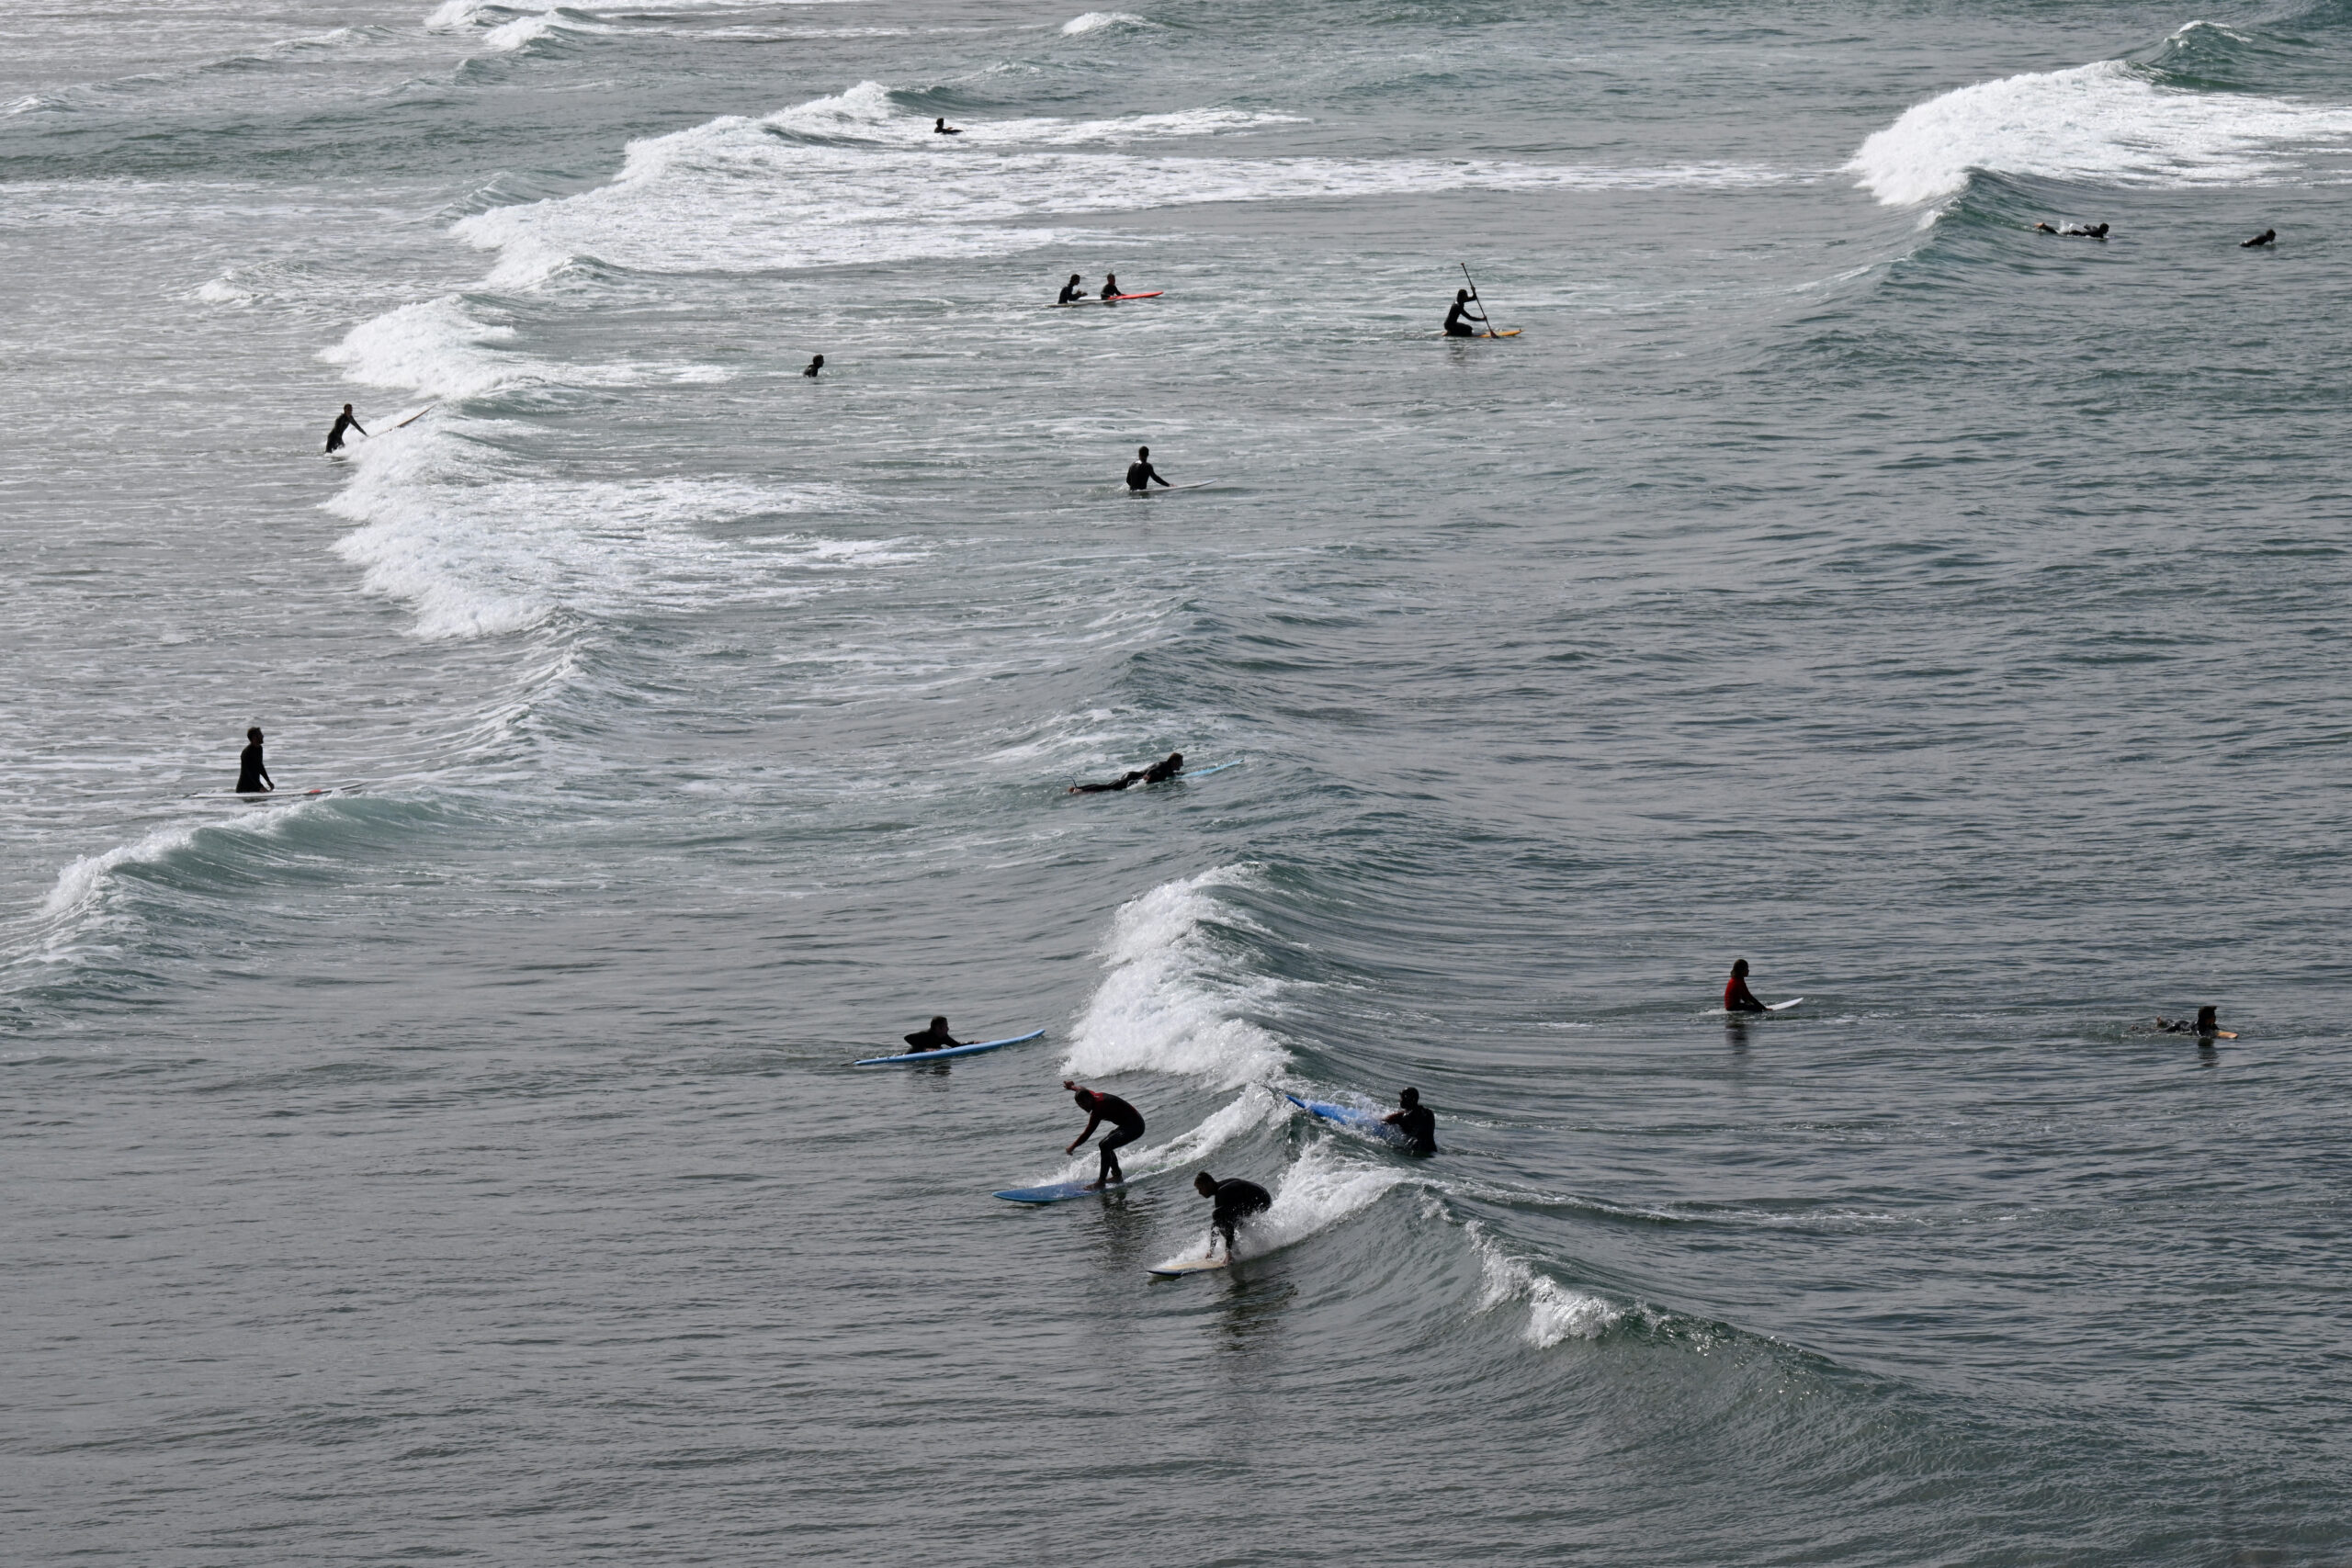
1151, 468, 1170, 487
1066, 1111, 1102, 1153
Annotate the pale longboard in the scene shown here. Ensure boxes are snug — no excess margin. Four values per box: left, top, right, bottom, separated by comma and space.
1147, 1255, 1228, 1279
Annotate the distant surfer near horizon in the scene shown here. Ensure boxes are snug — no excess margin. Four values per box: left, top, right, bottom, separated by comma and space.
1724, 958, 1767, 1015
933, 117, 961, 135
2034, 221, 2109, 239
1193, 1170, 1272, 1260
1125, 445, 1170, 492
323, 403, 366, 453
2242, 229, 2276, 248
1443, 288, 1490, 337
803, 354, 823, 377
901, 1016, 963, 1054
1057, 273, 1087, 304
235, 727, 274, 795
1064, 1080, 1145, 1190
1383, 1088, 1438, 1156
1069, 750, 1183, 794
2155, 1005, 2236, 1040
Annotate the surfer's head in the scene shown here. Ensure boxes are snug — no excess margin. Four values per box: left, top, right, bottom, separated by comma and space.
1069, 274, 1081, 285
1065, 1079, 1095, 1108
1166, 751, 1182, 767
1732, 958, 1749, 977
928, 1016, 948, 1033
2088, 222, 2109, 237
1194, 1172, 1218, 1196
247, 727, 263, 743
2196, 1005, 2218, 1032
1399, 1088, 1419, 1108
343, 403, 354, 413
1457, 288, 1471, 302
1136, 446, 1149, 459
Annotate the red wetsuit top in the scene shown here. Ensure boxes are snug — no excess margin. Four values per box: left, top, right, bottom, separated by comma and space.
1724, 974, 1766, 1013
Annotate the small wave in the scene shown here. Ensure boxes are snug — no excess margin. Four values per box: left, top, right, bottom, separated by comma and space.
322, 295, 529, 401
1030, 1087, 1284, 1188
1060, 866, 1291, 1089
1847, 56, 2352, 207
1062, 12, 1150, 35
481, 14, 562, 51
1466, 1220, 1625, 1348
1150, 1141, 1408, 1270
39, 823, 205, 927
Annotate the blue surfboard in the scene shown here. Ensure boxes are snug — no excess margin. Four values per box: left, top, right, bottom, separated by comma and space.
1182, 760, 1241, 780
993, 1177, 1129, 1204
854, 1028, 1045, 1066
1284, 1091, 1405, 1144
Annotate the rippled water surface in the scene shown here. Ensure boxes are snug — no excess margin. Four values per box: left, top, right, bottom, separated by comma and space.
6, 1, 2351, 1562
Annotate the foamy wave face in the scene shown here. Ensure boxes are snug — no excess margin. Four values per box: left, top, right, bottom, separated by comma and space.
1468, 1221, 1624, 1348
322, 296, 532, 400
324, 420, 880, 638
1847, 58, 2352, 206
449, 82, 1781, 280
1062, 12, 1151, 36
1061, 865, 1291, 1089
1036, 1087, 1283, 1187
1152, 1142, 1408, 1269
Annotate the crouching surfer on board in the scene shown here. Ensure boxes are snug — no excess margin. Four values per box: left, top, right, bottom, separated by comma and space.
235, 727, 274, 794
1125, 446, 1170, 491
901, 1016, 963, 1053
1069, 751, 1183, 794
1724, 958, 1768, 1015
1194, 1171, 1272, 1260
1065, 1080, 1146, 1190
323, 403, 366, 453
2154, 1005, 2236, 1040
1383, 1087, 1438, 1156
1442, 288, 1490, 337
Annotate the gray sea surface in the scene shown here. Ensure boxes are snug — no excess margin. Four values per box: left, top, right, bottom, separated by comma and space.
5, 0, 2350, 1562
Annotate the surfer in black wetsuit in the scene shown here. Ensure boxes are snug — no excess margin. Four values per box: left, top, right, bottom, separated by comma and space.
803, 355, 823, 377
1723, 958, 1767, 1014
1101, 272, 1123, 303
1442, 288, 1489, 338
1382, 1088, 1438, 1156
1057, 273, 1087, 305
235, 727, 274, 795
2242, 229, 2276, 248
1064, 1081, 1145, 1189
2154, 1005, 2236, 1040
2034, 221, 2109, 238
902, 1016, 963, 1053
1125, 446, 1169, 492
934, 117, 961, 135
1193, 1170, 1272, 1259
324, 403, 366, 453
1068, 750, 1183, 794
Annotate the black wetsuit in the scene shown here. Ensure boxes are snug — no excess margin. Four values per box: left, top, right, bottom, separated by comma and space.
2243, 230, 2276, 248
324, 412, 366, 452
1102, 282, 1123, 302
1072, 770, 1147, 794
1206, 1176, 1272, 1254
1125, 460, 1167, 491
1443, 299, 1487, 337
235, 742, 272, 794
1140, 755, 1182, 784
1387, 1104, 1438, 1156
1075, 1093, 1146, 1184
901, 1024, 964, 1053
1058, 283, 1087, 304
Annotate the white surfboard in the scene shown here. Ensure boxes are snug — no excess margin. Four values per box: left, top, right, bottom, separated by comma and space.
1147, 1254, 1228, 1278
1767, 997, 1804, 1011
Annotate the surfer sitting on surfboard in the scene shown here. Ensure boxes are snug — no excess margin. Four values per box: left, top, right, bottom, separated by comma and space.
1065, 1081, 1146, 1190
1057, 273, 1087, 305
235, 727, 274, 795
1724, 958, 1768, 1014
1125, 446, 1170, 492
1101, 272, 1125, 303
933, 117, 961, 135
1442, 288, 1490, 338
901, 1016, 963, 1053
1382, 1088, 1438, 1156
2154, 1005, 2236, 1040
323, 403, 366, 453
1069, 751, 1182, 795
1194, 1171, 1272, 1259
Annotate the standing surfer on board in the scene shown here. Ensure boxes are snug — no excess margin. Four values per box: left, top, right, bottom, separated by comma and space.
1064, 1081, 1146, 1190
323, 403, 367, 453
1723, 958, 1768, 1015
1125, 446, 1170, 492
1442, 288, 1490, 338
235, 727, 274, 795
1193, 1171, 1272, 1260
901, 1016, 963, 1054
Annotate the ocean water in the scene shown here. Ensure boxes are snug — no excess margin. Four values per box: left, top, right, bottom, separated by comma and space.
6, 0, 2352, 1562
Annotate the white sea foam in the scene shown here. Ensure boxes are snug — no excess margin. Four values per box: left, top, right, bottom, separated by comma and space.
1466, 1221, 1624, 1348
1061, 11, 1150, 35
1036, 1087, 1284, 1187
481, 14, 563, 51
1848, 58, 2352, 206
40, 824, 205, 926
447, 81, 1780, 278
1060, 865, 1291, 1089
322, 296, 530, 400
1150, 1141, 1408, 1270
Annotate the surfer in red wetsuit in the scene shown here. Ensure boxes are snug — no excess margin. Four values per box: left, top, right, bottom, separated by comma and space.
1065, 1080, 1146, 1189
1723, 958, 1767, 1014
901, 1016, 963, 1053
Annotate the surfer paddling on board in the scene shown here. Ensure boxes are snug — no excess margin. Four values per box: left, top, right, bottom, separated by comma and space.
1057, 273, 1088, 305
901, 1016, 963, 1054
1125, 446, 1170, 492
1068, 751, 1183, 794
323, 403, 366, 453
2242, 229, 2277, 248
1194, 1171, 1272, 1260
1064, 1081, 1146, 1190
1383, 1088, 1438, 1156
933, 117, 961, 135
235, 727, 274, 795
2155, 1005, 2237, 1041
1442, 288, 1491, 338
1723, 958, 1768, 1015
803, 355, 823, 378
2033, 221, 2109, 239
